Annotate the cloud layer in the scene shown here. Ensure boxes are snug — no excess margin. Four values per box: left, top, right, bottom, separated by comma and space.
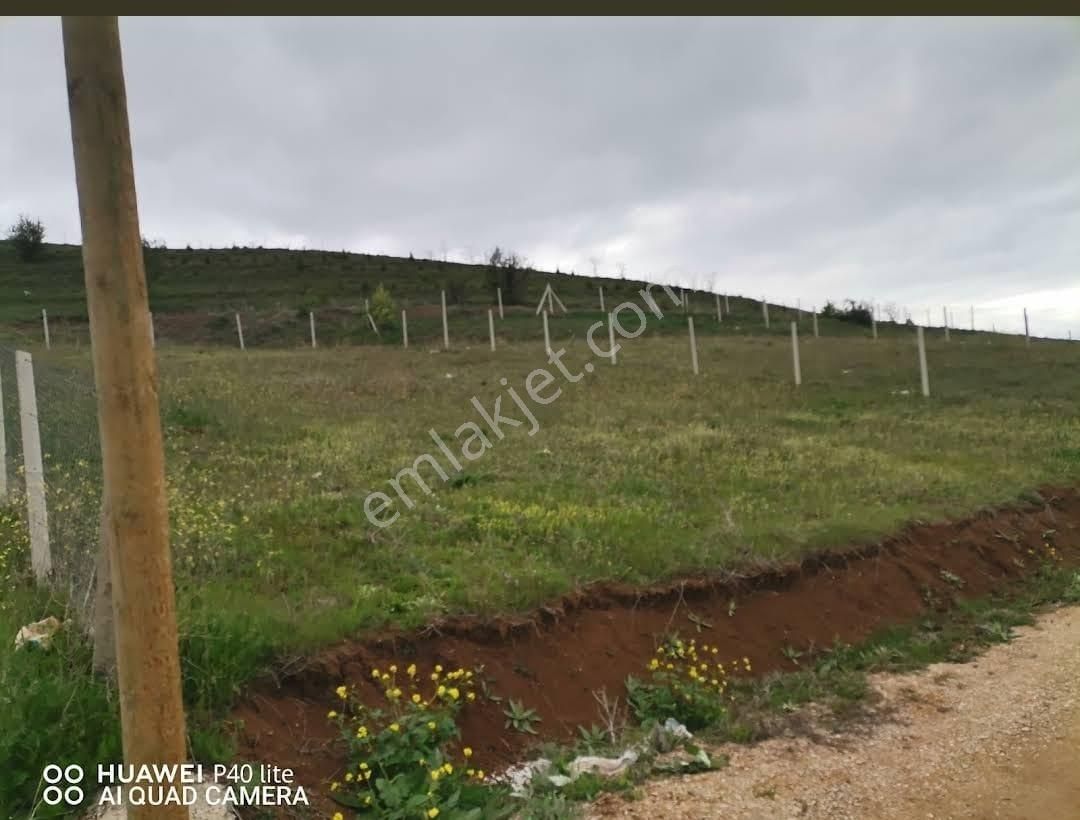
2, 17, 1078, 335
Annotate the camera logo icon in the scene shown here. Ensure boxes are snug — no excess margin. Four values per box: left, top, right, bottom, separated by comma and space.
42, 764, 85, 806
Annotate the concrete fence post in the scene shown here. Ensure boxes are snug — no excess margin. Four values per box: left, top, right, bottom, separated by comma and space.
441, 290, 450, 350
149, 311, 156, 349
762, 297, 770, 329
715, 293, 722, 323
488, 309, 496, 352
401, 309, 409, 349
309, 311, 317, 348
688, 316, 699, 376
543, 310, 552, 357
943, 306, 950, 342
0, 369, 7, 500
599, 286, 605, 313
917, 326, 930, 398
724, 294, 730, 313
813, 310, 819, 338
791, 321, 802, 386
42, 309, 51, 350
15, 351, 50, 581
1024, 308, 1030, 346
497, 287, 504, 320
235, 312, 245, 351
608, 312, 617, 365
970, 305, 975, 332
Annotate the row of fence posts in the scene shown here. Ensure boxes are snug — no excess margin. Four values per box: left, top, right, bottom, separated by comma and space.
35, 293, 1061, 355
0, 351, 52, 583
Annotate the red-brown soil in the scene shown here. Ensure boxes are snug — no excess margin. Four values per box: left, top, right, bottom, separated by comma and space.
231, 487, 1080, 811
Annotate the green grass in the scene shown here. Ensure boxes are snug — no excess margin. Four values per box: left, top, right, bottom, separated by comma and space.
0, 259, 1078, 817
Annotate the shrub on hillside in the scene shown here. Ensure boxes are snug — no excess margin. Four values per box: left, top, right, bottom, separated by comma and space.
821, 299, 874, 327
370, 284, 398, 328
6, 215, 45, 262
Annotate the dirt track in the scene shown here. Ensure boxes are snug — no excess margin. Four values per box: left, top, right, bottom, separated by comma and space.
591, 605, 1080, 820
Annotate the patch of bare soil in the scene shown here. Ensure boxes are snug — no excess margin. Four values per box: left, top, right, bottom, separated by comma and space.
591, 605, 1080, 820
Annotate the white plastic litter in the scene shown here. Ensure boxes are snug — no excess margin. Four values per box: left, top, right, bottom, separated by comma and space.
14, 616, 61, 650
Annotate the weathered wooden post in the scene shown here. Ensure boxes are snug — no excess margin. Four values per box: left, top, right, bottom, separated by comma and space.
62, 18, 189, 818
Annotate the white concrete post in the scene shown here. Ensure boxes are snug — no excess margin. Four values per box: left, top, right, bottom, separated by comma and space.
970, 305, 975, 332
926, 308, 932, 327
688, 316, 699, 376
149, 311, 156, 349
15, 351, 50, 581
813, 310, 819, 338
497, 287, 504, 320
724, 294, 730, 313
41, 309, 50, 350
917, 326, 930, 398
543, 310, 552, 357
235, 313, 245, 350
943, 306, 950, 342
762, 298, 770, 329
401, 309, 409, 349
715, 293, 722, 323
599, 286, 605, 313
367, 313, 380, 336
441, 290, 450, 350
488, 309, 496, 352
309, 311, 317, 348
791, 322, 802, 386
547, 288, 554, 314
364, 297, 370, 313
681, 289, 687, 315
608, 312, 617, 365
0, 369, 7, 499
1024, 308, 1030, 346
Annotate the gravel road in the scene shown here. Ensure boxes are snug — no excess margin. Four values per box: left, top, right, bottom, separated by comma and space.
590, 605, 1080, 820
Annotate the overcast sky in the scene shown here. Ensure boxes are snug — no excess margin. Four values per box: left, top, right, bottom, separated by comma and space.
2, 17, 1078, 335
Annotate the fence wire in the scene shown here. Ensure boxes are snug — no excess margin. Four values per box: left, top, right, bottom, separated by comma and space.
0, 341, 102, 626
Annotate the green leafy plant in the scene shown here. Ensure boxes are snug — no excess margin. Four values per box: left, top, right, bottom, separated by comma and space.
328, 663, 511, 818
369, 284, 398, 329
626, 636, 746, 730
503, 699, 541, 734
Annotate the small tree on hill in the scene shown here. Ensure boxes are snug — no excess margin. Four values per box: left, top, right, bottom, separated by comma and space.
6, 215, 46, 262
370, 284, 398, 328
486, 246, 528, 305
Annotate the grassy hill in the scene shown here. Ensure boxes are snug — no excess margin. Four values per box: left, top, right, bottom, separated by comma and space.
1, 239, 929, 349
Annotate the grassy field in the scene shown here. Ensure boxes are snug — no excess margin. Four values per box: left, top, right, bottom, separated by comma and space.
1, 250, 1079, 817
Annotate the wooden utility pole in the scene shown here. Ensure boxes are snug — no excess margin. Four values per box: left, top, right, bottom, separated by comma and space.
62, 18, 189, 820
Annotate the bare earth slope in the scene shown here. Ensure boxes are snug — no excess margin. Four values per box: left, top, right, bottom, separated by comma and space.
592, 606, 1080, 820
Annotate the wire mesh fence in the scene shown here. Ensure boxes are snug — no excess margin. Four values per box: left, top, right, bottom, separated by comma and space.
0, 341, 102, 627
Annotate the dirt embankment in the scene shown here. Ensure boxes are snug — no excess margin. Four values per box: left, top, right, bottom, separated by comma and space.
232, 487, 1080, 810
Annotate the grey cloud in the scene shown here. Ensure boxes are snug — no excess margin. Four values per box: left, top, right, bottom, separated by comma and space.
1, 16, 1077, 335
